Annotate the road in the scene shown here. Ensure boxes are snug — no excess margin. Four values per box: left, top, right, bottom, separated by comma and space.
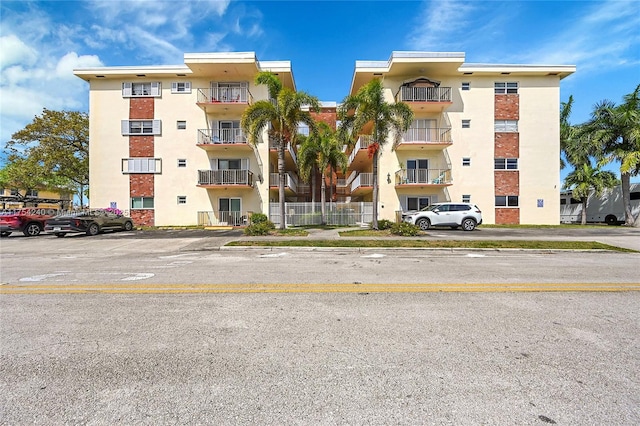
1, 229, 639, 424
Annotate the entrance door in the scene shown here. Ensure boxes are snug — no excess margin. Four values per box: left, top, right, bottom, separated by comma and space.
407, 159, 429, 183
407, 196, 430, 211
219, 198, 242, 225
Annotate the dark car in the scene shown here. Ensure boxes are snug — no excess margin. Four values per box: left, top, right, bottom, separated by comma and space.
45, 210, 135, 237
0, 208, 58, 237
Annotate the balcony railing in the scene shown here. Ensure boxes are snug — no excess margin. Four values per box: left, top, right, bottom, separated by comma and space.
197, 211, 249, 226
269, 172, 298, 192
348, 135, 373, 165
395, 168, 452, 185
351, 173, 373, 192
269, 139, 297, 165
402, 127, 452, 143
197, 87, 252, 104
399, 86, 451, 103
197, 129, 248, 145
198, 169, 253, 186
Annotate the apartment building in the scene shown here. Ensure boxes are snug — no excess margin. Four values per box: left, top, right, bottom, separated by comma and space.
74, 51, 574, 226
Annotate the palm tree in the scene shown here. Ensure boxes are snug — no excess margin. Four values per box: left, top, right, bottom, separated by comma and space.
297, 133, 320, 205
242, 72, 320, 229
561, 95, 592, 170
584, 85, 640, 226
563, 163, 618, 225
337, 79, 413, 229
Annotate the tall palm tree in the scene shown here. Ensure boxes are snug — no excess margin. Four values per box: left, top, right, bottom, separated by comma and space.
563, 163, 618, 225
337, 79, 413, 229
561, 95, 592, 170
242, 72, 320, 229
297, 133, 320, 205
584, 84, 640, 226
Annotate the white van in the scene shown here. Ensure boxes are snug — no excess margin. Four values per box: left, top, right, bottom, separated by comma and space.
560, 183, 640, 224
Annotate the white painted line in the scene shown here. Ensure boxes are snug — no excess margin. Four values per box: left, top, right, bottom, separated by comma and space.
362, 254, 386, 258
20, 273, 67, 282
121, 273, 154, 281
260, 252, 289, 258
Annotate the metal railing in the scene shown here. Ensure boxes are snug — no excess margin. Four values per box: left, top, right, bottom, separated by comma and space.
197, 169, 254, 186
196, 87, 252, 104
351, 173, 373, 192
197, 210, 249, 226
269, 172, 298, 192
395, 168, 452, 185
402, 127, 452, 143
197, 129, 247, 145
269, 138, 298, 165
398, 86, 451, 102
269, 202, 373, 227
348, 135, 373, 164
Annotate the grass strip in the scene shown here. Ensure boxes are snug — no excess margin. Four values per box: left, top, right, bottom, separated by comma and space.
226, 239, 634, 252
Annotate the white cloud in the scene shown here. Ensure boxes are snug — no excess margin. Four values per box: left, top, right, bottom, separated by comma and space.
0, 34, 39, 69
56, 52, 103, 79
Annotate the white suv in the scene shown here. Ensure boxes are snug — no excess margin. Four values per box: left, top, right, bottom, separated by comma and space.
403, 202, 482, 231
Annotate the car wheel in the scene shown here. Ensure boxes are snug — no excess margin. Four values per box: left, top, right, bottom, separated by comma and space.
55, 233, 65, 238
416, 218, 431, 231
605, 215, 618, 225
123, 221, 133, 231
461, 218, 477, 231
23, 222, 42, 237
86, 223, 100, 236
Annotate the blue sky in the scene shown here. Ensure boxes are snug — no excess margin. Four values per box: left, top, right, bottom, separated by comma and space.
1, 0, 639, 182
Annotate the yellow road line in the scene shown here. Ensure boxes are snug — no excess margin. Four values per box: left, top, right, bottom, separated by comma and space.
1, 282, 639, 294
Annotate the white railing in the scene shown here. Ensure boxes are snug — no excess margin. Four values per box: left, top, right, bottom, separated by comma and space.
351, 173, 373, 192
399, 86, 451, 102
395, 168, 451, 185
197, 210, 249, 226
269, 172, 298, 192
198, 129, 247, 145
402, 127, 452, 143
269, 139, 297, 165
348, 135, 373, 165
269, 202, 373, 227
197, 87, 252, 104
197, 169, 253, 186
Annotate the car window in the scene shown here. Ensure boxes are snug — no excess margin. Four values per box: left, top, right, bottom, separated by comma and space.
436, 204, 450, 212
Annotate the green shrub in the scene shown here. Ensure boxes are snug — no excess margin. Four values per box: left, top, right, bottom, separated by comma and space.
244, 221, 275, 236
390, 222, 421, 236
376, 219, 394, 230
250, 213, 269, 224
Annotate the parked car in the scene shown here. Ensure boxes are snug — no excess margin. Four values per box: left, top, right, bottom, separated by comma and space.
402, 202, 483, 231
45, 210, 135, 237
0, 208, 58, 237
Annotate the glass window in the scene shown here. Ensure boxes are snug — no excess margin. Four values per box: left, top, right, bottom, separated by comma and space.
177, 159, 187, 167
177, 196, 187, 204
462, 119, 471, 129
495, 196, 519, 207
131, 197, 154, 209
495, 158, 518, 169
495, 82, 518, 94
462, 157, 471, 166
461, 82, 470, 91
177, 121, 187, 130
494, 120, 518, 132
462, 195, 471, 203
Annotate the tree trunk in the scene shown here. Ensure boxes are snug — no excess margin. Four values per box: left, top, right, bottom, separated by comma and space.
372, 150, 379, 230
581, 197, 587, 225
620, 172, 634, 226
311, 168, 316, 205
329, 166, 334, 202
278, 143, 286, 230
321, 169, 326, 225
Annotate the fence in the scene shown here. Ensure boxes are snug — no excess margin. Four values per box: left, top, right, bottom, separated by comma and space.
269, 202, 373, 227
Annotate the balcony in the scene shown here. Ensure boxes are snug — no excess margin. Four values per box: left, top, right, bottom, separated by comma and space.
350, 172, 373, 195
269, 138, 298, 169
396, 127, 452, 151
397, 86, 452, 112
269, 172, 298, 195
197, 129, 252, 152
197, 169, 254, 188
395, 168, 452, 186
347, 135, 373, 171
196, 87, 253, 114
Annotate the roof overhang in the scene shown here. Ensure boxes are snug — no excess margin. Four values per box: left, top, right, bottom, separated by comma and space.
458, 63, 576, 79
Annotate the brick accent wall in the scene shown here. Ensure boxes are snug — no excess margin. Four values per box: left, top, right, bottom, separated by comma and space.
494, 133, 519, 157
128, 97, 155, 226
494, 94, 519, 120
129, 136, 154, 157
311, 110, 337, 129
494, 171, 520, 195
495, 208, 520, 224
130, 98, 154, 119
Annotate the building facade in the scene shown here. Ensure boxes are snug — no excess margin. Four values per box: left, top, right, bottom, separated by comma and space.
74, 51, 574, 226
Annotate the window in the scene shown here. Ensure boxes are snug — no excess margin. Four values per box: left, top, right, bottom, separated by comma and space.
26, 189, 38, 197
461, 82, 470, 91
177, 196, 187, 204
122, 82, 161, 97
494, 120, 518, 132
406, 197, 431, 211
171, 82, 191, 93
122, 158, 161, 173
131, 197, 154, 209
462, 119, 471, 128
10, 189, 19, 196
462, 195, 471, 203
298, 122, 310, 136
177, 121, 186, 130
121, 120, 161, 135
495, 82, 518, 94
462, 157, 471, 166
217, 159, 242, 170
177, 159, 187, 167
495, 196, 519, 207
494, 158, 518, 170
